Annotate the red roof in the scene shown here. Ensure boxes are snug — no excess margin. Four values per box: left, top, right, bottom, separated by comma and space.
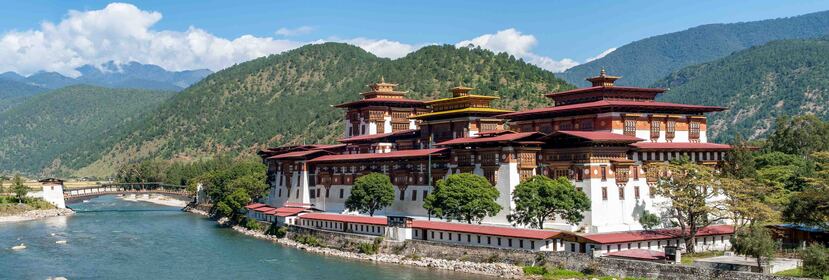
631, 142, 731, 151
283, 202, 314, 208
338, 129, 418, 143
307, 148, 447, 163
244, 203, 267, 210
606, 249, 666, 260
550, 131, 642, 143
545, 86, 665, 97
412, 220, 561, 240
299, 213, 387, 225
581, 224, 735, 244
264, 207, 306, 217
334, 98, 427, 108
267, 149, 331, 159
498, 100, 725, 120
436, 132, 541, 146
254, 206, 277, 212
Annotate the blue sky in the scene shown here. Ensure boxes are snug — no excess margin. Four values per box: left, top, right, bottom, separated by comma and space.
2, 1, 828, 76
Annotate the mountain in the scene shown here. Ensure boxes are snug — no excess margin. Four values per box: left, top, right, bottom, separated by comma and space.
0, 72, 25, 81
654, 38, 829, 142
54, 43, 572, 177
560, 10, 829, 87
25, 71, 79, 89
74, 61, 213, 91
0, 79, 49, 112
0, 85, 175, 175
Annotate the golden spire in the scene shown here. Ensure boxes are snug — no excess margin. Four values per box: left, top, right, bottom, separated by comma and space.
450, 85, 474, 97
586, 68, 620, 87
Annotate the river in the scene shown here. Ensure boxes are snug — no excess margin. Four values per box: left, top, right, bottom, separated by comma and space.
0, 196, 492, 280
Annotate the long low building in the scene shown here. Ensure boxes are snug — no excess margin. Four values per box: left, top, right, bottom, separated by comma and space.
267, 210, 734, 254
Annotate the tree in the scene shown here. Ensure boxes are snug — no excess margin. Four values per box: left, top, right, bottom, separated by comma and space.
721, 178, 778, 228
0, 175, 7, 196
783, 152, 829, 229
765, 115, 829, 157
507, 175, 590, 229
216, 188, 251, 219
12, 174, 27, 203
721, 134, 756, 179
638, 210, 661, 230
345, 173, 394, 216
647, 157, 729, 253
801, 244, 829, 279
731, 225, 777, 273
423, 173, 502, 224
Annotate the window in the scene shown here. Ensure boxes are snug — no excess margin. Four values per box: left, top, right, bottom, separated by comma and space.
576, 168, 583, 181
326, 188, 330, 198
602, 187, 608, 200
467, 234, 471, 243
559, 122, 572, 130
650, 120, 661, 140
666, 119, 676, 140
634, 186, 640, 199
411, 190, 417, 201
487, 237, 491, 245
310, 189, 316, 199
399, 189, 405, 201
497, 238, 502, 246
316, 188, 321, 198
508, 239, 513, 247
601, 166, 607, 181
478, 236, 481, 243
690, 121, 701, 140
580, 119, 593, 131
618, 187, 625, 200
339, 188, 344, 199
519, 240, 524, 248
423, 190, 428, 200
624, 119, 636, 136
440, 232, 443, 239
633, 166, 639, 180
278, 188, 282, 197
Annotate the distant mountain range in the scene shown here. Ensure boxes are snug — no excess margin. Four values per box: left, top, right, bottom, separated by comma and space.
656, 37, 829, 142
559, 10, 829, 87
1, 61, 212, 91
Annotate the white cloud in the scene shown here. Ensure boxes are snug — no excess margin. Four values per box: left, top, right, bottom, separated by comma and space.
586, 47, 616, 62
0, 3, 417, 76
275, 26, 314, 36
455, 28, 578, 73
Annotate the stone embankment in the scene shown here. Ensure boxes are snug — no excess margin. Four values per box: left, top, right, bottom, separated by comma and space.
181, 207, 523, 279
0, 208, 75, 223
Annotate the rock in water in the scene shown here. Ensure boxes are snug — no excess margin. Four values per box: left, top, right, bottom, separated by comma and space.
56, 240, 68, 244
11, 243, 26, 250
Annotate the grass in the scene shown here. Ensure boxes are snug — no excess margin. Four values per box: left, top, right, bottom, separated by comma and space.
680, 250, 724, 265
774, 267, 803, 277
522, 266, 648, 280
0, 196, 55, 216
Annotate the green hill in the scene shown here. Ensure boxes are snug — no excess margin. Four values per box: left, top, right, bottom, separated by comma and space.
0, 79, 48, 112
61, 43, 572, 177
560, 10, 829, 87
0, 85, 175, 175
654, 38, 829, 142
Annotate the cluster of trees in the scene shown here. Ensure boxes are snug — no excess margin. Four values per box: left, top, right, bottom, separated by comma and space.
0, 175, 35, 204
117, 156, 267, 221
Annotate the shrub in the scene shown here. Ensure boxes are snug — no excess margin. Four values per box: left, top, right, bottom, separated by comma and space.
293, 234, 321, 247
274, 226, 288, 238
358, 242, 378, 255
243, 218, 261, 231
801, 244, 829, 278
484, 253, 500, 263
404, 254, 421, 261
522, 265, 547, 275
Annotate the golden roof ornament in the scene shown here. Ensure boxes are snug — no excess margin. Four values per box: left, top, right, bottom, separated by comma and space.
586, 68, 620, 87
450, 85, 474, 97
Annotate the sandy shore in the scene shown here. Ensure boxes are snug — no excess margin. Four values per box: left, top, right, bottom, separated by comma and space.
120, 194, 188, 207
0, 208, 75, 223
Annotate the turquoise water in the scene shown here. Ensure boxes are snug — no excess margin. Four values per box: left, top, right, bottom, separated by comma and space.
0, 196, 490, 280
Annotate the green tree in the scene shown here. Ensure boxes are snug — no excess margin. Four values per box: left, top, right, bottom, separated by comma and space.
801, 244, 829, 279
345, 173, 394, 216
648, 157, 729, 253
638, 210, 661, 230
0, 175, 7, 195
216, 188, 251, 219
424, 173, 502, 224
721, 134, 757, 179
731, 225, 777, 273
507, 175, 590, 229
766, 115, 829, 157
12, 174, 27, 203
783, 152, 829, 229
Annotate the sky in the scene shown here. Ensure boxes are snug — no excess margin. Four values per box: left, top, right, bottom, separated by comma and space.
2, 0, 829, 77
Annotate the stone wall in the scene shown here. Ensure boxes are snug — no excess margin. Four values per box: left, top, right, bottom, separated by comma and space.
287, 225, 385, 252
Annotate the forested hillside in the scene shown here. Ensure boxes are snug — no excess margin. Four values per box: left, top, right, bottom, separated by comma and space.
560, 10, 829, 87
0, 79, 48, 112
0, 85, 175, 175
62, 43, 572, 177
655, 38, 829, 142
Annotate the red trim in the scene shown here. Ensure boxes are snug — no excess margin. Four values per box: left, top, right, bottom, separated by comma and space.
307, 148, 448, 163
267, 149, 331, 159
412, 220, 560, 240
545, 86, 665, 97
551, 131, 642, 142
244, 203, 267, 210
436, 132, 541, 146
299, 213, 387, 225
498, 100, 725, 120
338, 129, 418, 143
581, 224, 734, 244
631, 142, 731, 151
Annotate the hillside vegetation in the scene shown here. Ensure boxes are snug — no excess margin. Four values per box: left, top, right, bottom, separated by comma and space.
655, 38, 829, 142
560, 10, 829, 87
0, 85, 175, 175
62, 43, 572, 177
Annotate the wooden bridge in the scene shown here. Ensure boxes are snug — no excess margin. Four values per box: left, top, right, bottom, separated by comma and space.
63, 182, 192, 202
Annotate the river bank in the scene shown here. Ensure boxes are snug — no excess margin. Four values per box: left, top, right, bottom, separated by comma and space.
0, 208, 74, 223
182, 206, 524, 279
120, 194, 188, 207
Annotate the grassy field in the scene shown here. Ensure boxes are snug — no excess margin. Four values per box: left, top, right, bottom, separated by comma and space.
522, 265, 648, 280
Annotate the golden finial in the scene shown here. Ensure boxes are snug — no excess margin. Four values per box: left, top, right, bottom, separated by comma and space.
586, 68, 620, 87
380, 76, 385, 83
600, 68, 607, 77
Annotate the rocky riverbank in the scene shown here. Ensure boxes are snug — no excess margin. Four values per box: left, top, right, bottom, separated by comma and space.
181, 207, 523, 279
0, 208, 74, 223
